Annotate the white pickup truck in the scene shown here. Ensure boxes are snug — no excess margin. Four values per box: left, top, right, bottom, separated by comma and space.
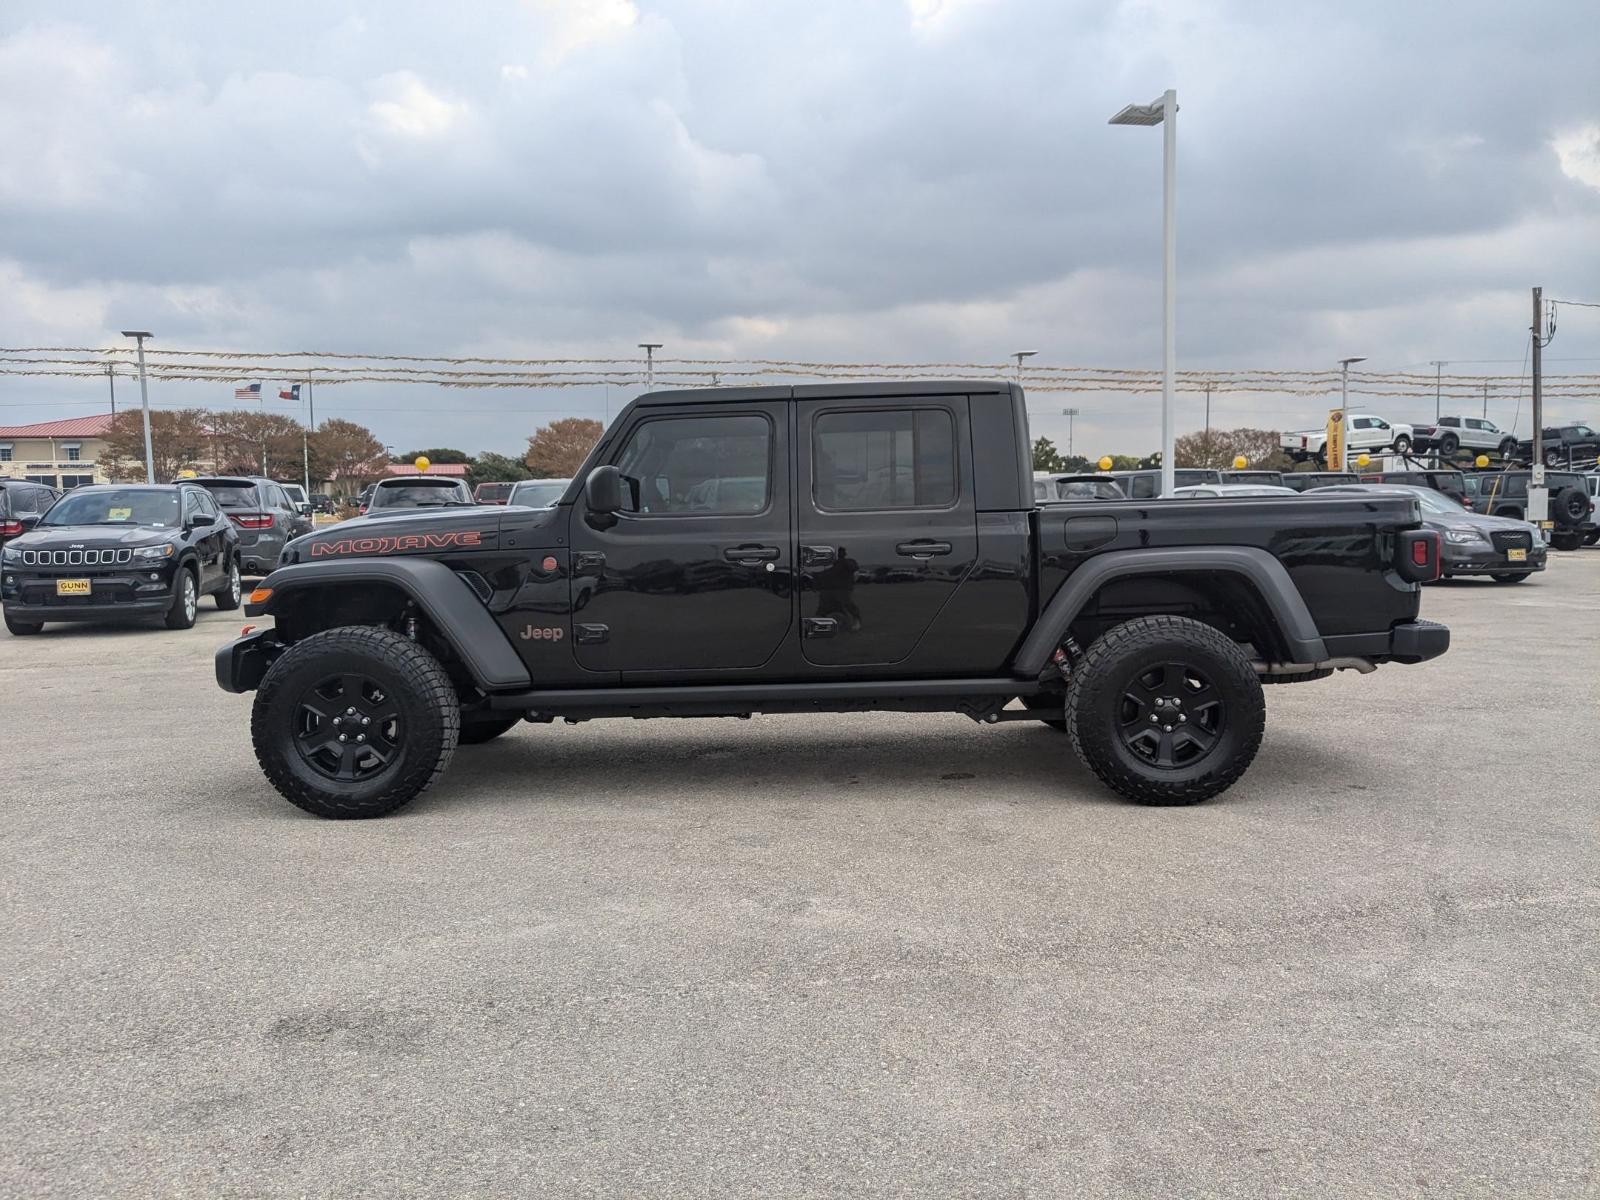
1282, 413, 1413, 464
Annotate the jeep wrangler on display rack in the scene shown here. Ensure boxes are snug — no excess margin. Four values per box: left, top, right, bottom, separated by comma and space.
216, 382, 1450, 819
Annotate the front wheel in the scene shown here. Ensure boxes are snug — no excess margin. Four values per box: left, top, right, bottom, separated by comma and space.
1490, 573, 1530, 584
164, 568, 198, 630
1065, 616, 1265, 806
251, 627, 460, 818
1544, 448, 1564, 468
1498, 438, 1518, 459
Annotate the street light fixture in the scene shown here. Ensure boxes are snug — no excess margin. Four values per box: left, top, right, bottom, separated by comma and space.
1011, 350, 1037, 383
1061, 407, 1081, 457
638, 343, 663, 391
1338, 356, 1366, 411
1109, 88, 1178, 496
120, 331, 155, 482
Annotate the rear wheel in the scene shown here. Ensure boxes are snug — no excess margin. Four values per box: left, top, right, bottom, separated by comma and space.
1439, 433, 1460, 456
4, 613, 43, 636
1066, 616, 1265, 806
1392, 434, 1413, 454
214, 559, 242, 610
251, 627, 460, 818
163, 568, 198, 630
1498, 438, 1518, 459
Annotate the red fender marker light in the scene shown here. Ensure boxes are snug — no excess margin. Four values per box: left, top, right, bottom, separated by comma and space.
542, 556, 559, 572
240, 624, 257, 637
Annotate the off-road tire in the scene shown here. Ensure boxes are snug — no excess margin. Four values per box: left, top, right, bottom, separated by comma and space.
1490, 573, 1530, 583
214, 558, 242, 611
251, 627, 460, 819
1550, 487, 1589, 528
458, 713, 525, 745
1021, 692, 1067, 732
1550, 531, 1582, 552
1066, 615, 1265, 806
4, 613, 43, 636
1498, 438, 1518, 459
163, 567, 199, 630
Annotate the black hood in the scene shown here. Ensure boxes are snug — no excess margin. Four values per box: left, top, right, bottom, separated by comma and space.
8, 523, 179, 551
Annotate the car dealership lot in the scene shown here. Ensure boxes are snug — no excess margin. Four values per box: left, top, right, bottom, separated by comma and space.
3, 555, 1596, 1198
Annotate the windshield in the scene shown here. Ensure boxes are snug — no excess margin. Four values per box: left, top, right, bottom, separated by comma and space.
1405, 488, 1464, 516
375, 483, 469, 506
42, 488, 180, 527
509, 481, 568, 507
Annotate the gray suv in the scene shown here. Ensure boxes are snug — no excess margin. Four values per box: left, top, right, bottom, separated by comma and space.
190, 476, 307, 576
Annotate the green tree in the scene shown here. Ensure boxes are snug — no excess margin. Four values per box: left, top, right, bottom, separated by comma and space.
394, 447, 472, 465
468, 452, 532, 489
1032, 436, 1064, 473
310, 418, 388, 490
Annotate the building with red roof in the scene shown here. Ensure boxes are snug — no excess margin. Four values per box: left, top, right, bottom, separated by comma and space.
0, 413, 116, 489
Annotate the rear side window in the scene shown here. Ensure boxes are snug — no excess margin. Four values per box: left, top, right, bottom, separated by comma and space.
812, 408, 955, 511
615, 414, 771, 515
1128, 475, 1156, 499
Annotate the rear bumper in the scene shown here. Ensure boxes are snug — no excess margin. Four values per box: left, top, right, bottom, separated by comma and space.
1389, 619, 1450, 664
216, 628, 282, 693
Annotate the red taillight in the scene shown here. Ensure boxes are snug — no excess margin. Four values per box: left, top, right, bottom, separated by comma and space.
229, 512, 273, 530
1397, 529, 1441, 582
1410, 540, 1429, 566
0, 519, 21, 537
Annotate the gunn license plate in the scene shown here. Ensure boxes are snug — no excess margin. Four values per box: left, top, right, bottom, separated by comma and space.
1507, 549, 1527, 562
56, 578, 92, 596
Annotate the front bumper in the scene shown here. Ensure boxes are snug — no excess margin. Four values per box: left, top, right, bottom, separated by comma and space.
216, 628, 283, 693
1389, 619, 1450, 664
1441, 545, 1547, 575
2, 564, 180, 622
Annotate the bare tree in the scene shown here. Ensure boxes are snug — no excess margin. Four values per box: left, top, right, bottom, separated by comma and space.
525, 418, 604, 477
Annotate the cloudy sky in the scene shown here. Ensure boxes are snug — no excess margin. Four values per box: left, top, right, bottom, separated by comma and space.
2, 0, 1597, 455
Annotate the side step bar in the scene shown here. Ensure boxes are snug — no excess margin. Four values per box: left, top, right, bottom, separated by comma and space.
488, 676, 1043, 712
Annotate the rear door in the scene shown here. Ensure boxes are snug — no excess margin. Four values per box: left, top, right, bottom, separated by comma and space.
794, 396, 975, 666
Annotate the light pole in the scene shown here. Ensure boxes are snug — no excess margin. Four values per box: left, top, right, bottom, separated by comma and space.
121, 331, 155, 482
1061, 407, 1081, 457
639, 343, 663, 391
1339, 356, 1366, 410
1011, 350, 1037, 385
1110, 89, 1178, 496
1430, 360, 1446, 420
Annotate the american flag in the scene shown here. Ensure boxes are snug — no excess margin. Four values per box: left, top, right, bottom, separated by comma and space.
234, 382, 262, 401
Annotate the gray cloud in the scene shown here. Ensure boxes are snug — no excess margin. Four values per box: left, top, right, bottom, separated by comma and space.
1, 0, 1597, 454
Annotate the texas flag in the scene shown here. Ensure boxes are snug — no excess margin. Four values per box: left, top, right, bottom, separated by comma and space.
279, 384, 301, 402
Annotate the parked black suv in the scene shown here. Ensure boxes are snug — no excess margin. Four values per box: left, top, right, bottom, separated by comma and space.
1356, 468, 1469, 506
2, 484, 241, 634
1470, 470, 1596, 550
1, 479, 61, 549
218, 381, 1449, 819
189, 476, 305, 576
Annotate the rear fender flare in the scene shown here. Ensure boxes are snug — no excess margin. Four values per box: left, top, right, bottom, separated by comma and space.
249, 558, 530, 691
1012, 546, 1330, 675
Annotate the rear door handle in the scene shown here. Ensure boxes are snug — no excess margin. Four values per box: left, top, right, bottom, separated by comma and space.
723, 544, 781, 563
895, 540, 952, 558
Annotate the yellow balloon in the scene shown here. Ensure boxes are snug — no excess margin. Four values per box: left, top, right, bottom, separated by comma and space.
414, 455, 431, 473
1097, 456, 1113, 472
1355, 454, 1371, 468
1232, 455, 1248, 470
1475, 454, 1490, 468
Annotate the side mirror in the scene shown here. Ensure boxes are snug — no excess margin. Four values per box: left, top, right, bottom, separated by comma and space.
190, 512, 216, 527
585, 465, 624, 516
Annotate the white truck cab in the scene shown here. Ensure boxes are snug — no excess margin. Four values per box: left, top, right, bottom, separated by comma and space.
1282, 414, 1414, 464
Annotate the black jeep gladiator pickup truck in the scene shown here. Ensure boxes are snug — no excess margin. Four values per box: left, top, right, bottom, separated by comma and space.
217, 382, 1449, 818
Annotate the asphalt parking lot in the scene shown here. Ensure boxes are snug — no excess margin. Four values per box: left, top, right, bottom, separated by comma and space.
3, 551, 1597, 1199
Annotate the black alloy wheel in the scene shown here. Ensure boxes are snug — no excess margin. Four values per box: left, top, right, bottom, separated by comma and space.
292, 672, 404, 782
1066, 615, 1265, 806
1439, 433, 1460, 456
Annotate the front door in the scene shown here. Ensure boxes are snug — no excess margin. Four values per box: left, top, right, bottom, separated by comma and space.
795, 397, 977, 666
567, 403, 793, 676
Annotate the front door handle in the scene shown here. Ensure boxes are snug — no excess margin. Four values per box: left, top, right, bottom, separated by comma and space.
723, 544, 781, 563
895, 540, 953, 559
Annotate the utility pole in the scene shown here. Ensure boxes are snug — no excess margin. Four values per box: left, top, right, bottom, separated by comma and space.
121, 331, 155, 482
106, 364, 117, 418
1062, 407, 1080, 457
303, 372, 316, 499
1482, 380, 1489, 420
1203, 382, 1212, 435
639, 343, 663, 391
1529, 287, 1546, 524
1430, 360, 1446, 420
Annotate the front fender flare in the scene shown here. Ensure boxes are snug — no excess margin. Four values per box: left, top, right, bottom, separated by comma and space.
248, 558, 530, 691
1012, 546, 1329, 676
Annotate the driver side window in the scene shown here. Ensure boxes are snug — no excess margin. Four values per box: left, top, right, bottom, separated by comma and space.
613, 414, 771, 516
